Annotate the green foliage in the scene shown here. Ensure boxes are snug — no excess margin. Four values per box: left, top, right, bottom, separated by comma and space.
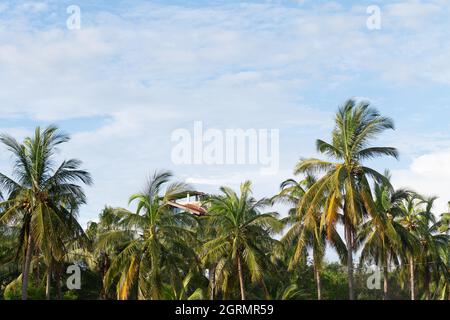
63, 291, 79, 300
0, 125, 92, 300
3, 277, 45, 300
0, 103, 449, 301
102, 171, 200, 300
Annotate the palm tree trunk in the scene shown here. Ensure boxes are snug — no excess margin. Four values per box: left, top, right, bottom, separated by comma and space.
409, 256, 415, 300
314, 264, 322, 301
46, 261, 52, 300
56, 264, 62, 300
345, 222, 355, 300
209, 264, 216, 300
423, 264, 430, 300
259, 278, 271, 300
35, 259, 41, 285
236, 253, 246, 300
99, 254, 109, 300
383, 256, 389, 300
21, 234, 34, 300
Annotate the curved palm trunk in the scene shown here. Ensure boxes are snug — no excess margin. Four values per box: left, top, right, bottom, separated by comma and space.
21, 234, 34, 300
259, 278, 271, 300
409, 256, 415, 300
236, 253, 246, 300
46, 261, 52, 300
383, 256, 389, 300
345, 223, 355, 300
314, 264, 322, 301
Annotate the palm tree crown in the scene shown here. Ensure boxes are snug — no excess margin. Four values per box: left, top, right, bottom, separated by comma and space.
0, 125, 92, 300
203, 181, 282, 300
103, 170, 199, 300
295, 99, 398, 299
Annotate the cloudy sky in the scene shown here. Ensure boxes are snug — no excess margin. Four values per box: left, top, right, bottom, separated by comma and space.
1, 0, 450, 228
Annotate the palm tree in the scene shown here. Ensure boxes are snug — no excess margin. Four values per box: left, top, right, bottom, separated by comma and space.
396, 194, 423, 300
161, 270, 205, 300
438, 203, 450, 234
274, 175, 346, 300
397, 196, 450, 300
0, 126, 92, 300
435, 205, 450, 299
356, 173, 412, 299
420, 221, 450, 300
84, 207, 133, 299
103, 170, 199, 300
203, 181, 282, 300
195, 215, 219, 300
0, 223, 20, 291
295, 99, 398, 299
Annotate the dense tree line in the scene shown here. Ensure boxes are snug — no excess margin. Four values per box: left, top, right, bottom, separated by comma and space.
0, 100, 449, 300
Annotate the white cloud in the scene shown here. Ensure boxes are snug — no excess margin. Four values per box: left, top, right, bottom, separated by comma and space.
16, 2, 48, 13
387, 2, 440, 15
410, 151, 450, 177
0, 0, 449, 226
393, 150, 450, 214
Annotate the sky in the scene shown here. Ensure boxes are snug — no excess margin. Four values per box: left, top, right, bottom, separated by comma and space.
1, 0, 450, 236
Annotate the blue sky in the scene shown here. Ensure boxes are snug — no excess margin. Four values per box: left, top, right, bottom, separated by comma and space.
1, 0, 450, 234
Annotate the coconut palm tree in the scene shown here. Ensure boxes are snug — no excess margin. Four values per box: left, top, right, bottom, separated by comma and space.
0, 223, 20, 291
394, 194, 450, 300
295, 99, 398, 299
83, 207, 134, 299
435, 206, 450, 299
0, 126, 92, 300
202, 181, 282, 300
274, 175, 346, 300
395, 194, 424, 300
406, 196, 449, 300
356, 173, 412, 299
195, 214, 219, 300
161, 270, 206, 300
419, 225, 450, 300
103, 170, 199, 300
